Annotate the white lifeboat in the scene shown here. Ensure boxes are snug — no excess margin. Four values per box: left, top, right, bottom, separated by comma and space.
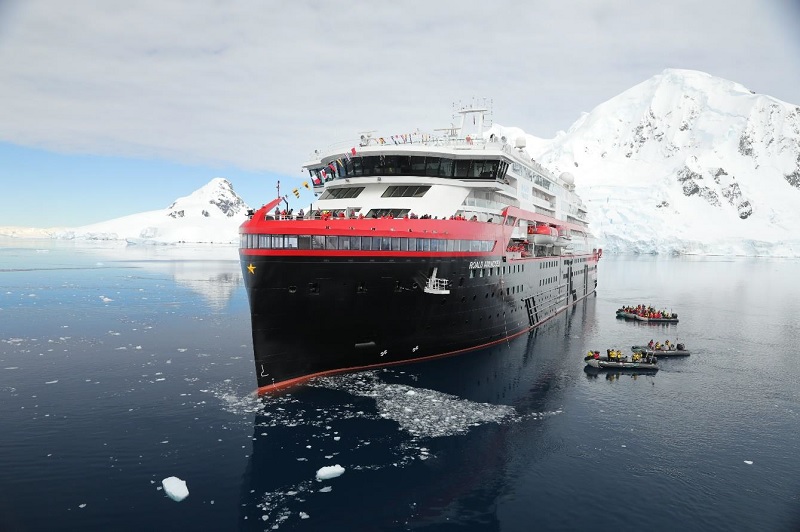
528, 224, 556, 245
554, 226, 571, 247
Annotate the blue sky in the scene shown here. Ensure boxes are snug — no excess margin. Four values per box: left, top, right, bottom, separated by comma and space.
1, 0, 798, 228
0, 143, 294, 227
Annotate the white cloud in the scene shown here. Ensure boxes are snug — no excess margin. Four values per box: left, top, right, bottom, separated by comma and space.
0, 0, 798, 177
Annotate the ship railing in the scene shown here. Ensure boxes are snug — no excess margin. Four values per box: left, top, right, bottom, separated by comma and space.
266, 214, 303, 221
424, 277, 450, 295
424, 267, 450, 295
311, 135, 505, 159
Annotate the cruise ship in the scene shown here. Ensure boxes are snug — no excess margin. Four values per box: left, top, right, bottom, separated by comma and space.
239, 104, 601, 392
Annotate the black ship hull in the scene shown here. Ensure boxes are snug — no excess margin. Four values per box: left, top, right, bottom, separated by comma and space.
241, 252, 598, 391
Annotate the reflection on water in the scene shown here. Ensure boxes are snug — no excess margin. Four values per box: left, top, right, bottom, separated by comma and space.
0, 238, 241, 311
2, 245, 800, 531
234, 302, 587, 530
154, 260, 241, 311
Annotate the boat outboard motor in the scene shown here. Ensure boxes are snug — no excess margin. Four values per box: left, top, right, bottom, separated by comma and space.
677, 343, 685, 351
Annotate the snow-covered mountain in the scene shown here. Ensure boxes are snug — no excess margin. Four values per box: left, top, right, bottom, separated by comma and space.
491, 68, 800, 256
6, 69, 800, 255
58, 177, 249, 244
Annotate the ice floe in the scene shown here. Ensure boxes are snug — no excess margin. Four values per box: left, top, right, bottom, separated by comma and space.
315, 465, 344, 481
311, 371, 516, 437
161, 476, 189, 501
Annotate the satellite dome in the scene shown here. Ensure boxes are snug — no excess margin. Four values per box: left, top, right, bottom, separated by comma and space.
560, 172, 575, 186
515, 136, 527, 149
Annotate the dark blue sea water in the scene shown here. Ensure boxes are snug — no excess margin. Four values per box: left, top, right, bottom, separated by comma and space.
1, 239, 799, 532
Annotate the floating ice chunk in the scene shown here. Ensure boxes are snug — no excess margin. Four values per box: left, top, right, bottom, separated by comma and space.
45, 380, 58, 384
78, 503, 86, 508
299, 512, 310, 519
744, 460, 753, 465
100, 296, 113, 302
161, 476, 189, 501
315, 465, 345, 481
319, 486, 332, 493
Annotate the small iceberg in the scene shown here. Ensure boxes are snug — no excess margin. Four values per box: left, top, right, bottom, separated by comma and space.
162, 476, 189, 501
315, 465, 345, 481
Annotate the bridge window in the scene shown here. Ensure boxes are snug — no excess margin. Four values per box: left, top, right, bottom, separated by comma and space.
320, 187, 365, 200
425, 157, 441, 176
381, 185, 430, 198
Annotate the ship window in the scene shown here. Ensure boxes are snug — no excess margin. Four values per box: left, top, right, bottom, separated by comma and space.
298, 235, 311, 249
410, 156, 426, 173
381, 185, 430, 198
311, 235, 325, 249
271, 235, 283, 248
361, 236, 372, 250
470, 240, 481, 252
394, 155, 412, 175
365, 208, 411, 218
425, 157, 441, 176
381, 237, 391, 250
350, 236, 361, 250
372, 236, 382, 250
408, 238, 417, 251
430, 239, 439, 252
259, 235, 270, 248
351, 157, 363, 176
361, 157, 377, 176
469, 160, 485, 178
439, 158, 454, 177
320, 187, 365, 200
325, 236, 339, 249
391, 237, 401, 251
447, 239, 455, 252
285, 236, 298, 249
483, 160, 499, 179
401, 238, 408, 251
454, 159, 469, 177
421, 238, 430, 252
340, 236, 351, 250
